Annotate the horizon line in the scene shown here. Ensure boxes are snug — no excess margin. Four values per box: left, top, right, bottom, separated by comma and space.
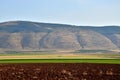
0, 20, 120, 27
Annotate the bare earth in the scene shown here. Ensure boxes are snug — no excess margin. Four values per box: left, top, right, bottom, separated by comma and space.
0, 63, 119, 80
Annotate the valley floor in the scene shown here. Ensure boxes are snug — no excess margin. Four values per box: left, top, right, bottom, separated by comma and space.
0, 53, 120, 59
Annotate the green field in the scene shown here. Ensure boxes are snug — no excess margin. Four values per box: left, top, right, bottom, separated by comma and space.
0, 59, 120, 64
0, 51, 120, 64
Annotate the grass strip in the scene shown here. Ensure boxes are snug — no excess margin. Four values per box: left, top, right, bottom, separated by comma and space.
0, 59, 119, 64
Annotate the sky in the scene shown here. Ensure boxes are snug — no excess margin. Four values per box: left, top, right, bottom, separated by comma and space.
0, 0, 120, 26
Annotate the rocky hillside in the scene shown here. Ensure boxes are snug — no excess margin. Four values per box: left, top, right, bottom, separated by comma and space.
0, 21, 120, 51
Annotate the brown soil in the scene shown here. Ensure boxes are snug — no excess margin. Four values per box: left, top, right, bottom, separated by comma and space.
0, 63, 119, 80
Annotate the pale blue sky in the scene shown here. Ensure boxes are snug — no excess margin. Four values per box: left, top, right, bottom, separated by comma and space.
0, 0, 120, 26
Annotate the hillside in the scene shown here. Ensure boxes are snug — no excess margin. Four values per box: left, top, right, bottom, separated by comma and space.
0, 21, 120, 51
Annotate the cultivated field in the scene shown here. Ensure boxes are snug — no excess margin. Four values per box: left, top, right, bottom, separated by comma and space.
0, 52, 120, 63
0, 53, 120, 59
0, 59, 120, 64
0, 63, 119, 80
0, 52, 120, 80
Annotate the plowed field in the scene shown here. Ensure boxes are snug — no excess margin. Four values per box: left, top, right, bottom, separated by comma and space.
0, 63, 119, 80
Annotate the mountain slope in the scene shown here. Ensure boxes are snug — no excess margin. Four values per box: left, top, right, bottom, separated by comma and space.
0, 21, 120, 51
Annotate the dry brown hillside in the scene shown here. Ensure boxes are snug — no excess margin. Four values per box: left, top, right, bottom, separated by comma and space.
0, 21, 120, 51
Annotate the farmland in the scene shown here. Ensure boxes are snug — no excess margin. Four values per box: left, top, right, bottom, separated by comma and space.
0, 52, 120, 63
0, 59, 120, 64
0, 63, 119, 80
0, 52, 120, 59
0, 52, 119, 80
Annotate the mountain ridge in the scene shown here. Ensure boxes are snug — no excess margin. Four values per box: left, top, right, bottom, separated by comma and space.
0, 21, 120, 51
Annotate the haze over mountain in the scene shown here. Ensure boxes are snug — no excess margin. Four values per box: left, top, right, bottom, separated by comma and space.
0, 21, 120, 51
